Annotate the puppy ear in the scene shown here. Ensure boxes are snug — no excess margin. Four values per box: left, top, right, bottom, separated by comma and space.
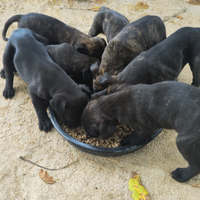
82, 66, 93, 82
90, 62, 99, 77
100, 122, 116, 139
98, 72, 112, 86
91, 89, 108, 100
100, 38, 107, 47
73, 43, 88, 54
79, 84, 91, 99
33, 32, 49, 45
49, 96, 67, 111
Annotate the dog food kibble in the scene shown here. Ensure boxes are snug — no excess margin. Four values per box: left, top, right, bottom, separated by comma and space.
57, 117, 132, 148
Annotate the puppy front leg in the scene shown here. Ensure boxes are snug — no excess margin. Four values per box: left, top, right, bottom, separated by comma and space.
29, 89, 53, 132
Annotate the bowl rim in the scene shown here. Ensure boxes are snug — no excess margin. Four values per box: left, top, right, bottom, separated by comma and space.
49, 106, 162, 157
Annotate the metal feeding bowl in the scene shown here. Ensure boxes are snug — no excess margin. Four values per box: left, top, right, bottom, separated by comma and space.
49, 107, 162, 157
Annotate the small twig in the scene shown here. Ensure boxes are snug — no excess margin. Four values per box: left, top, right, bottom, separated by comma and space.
162, 7, 187, 22
19, 156, 77, 171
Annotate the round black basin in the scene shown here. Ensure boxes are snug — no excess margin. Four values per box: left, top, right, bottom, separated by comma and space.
49, 107, 162, 157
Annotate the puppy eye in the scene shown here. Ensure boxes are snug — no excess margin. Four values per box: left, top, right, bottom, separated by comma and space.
77, 48, 87, 54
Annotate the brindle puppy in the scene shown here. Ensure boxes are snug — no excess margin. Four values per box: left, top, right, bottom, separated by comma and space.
3, 28, 90, 132
88, 6, 129, 43
81, 81, 200, 183
90, 15, 166, 92
2, 12, 106, 60
45, 43, 99, 92
98, 27, 200, 90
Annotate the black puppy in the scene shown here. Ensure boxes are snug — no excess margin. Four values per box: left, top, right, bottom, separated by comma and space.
3, 28, 90, 132
98, 27, 200, 90
88, 6, 129, 43
90, 15, 166, 92
1, 42, 99, 92
2, 13, 106, 60
81, 81, 200, 182
45, 43, 99, 92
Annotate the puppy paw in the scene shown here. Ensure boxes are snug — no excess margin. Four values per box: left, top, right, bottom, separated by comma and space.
120, 137, 131, 146
3, 87, 15, 99
39, 119, 53, 132
171, 168, 191, 182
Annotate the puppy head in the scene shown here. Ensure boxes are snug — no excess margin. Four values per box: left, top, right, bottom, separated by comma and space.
81, 99, 116, 139
74, 37, 106, 60
50, 85, 90, 128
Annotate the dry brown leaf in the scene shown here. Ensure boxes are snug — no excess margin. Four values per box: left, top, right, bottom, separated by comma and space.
134, 2, 149, 12
176, 15, 183, 20
187, 0, 200, 5
190, 184, 200, 188
39, 169, 56, 184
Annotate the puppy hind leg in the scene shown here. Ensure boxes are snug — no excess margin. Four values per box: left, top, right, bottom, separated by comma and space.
3, 50, 15, 98
171, 136, 200, 182
29, 89, 53, 132
0, 68, 6, 78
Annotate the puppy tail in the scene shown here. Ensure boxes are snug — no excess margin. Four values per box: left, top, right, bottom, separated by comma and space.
2, 14, 22, 41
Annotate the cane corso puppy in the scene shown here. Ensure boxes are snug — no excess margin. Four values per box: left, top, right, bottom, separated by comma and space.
1, 42, 99, 92
90, 15, 166, 92
2, 13, 106, 60
45, 43, 99, 92
3, 28, 90, 132
98, 27, 200, 91
88, 6, 129, 43
81, 81, 200, 182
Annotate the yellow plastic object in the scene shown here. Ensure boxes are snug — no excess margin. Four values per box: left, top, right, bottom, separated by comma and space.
129, 172, 150, 200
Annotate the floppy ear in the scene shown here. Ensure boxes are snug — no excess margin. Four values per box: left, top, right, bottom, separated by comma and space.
82, 66, 93, 82
79, 84, 91, 99
73, 43, 88, 54
99, 122, 116, 139
100, 38, 107, 47
91, 89, 108, 100
98, 72, 112, 86
33, 32, 49, 45
90, 62, 99, 77
49, 96, 67, 112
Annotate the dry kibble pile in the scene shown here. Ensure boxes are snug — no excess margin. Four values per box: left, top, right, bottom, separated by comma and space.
57, 118, 133, 148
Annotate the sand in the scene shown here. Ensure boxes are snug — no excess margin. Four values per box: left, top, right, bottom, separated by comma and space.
0, 0, 200, 199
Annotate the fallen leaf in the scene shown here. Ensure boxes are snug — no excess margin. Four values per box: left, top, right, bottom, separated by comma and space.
39, 169, 56, 184
190, 184, 200, 188
187, 0, 200, 5
129, 172, 150, 200
88, 6, 101, 12
176, 15, 183, 20
134, 2, 149, 12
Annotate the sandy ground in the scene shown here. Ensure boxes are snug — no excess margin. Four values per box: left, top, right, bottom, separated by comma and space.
0, 0, 200, 199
